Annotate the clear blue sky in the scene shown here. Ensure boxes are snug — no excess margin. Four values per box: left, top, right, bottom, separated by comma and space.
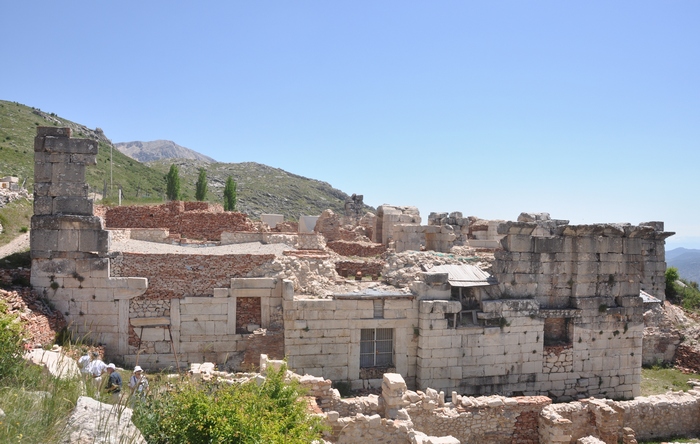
2, 1, 698, 249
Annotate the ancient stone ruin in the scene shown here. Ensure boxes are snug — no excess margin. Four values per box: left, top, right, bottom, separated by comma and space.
28, 127, 696, 442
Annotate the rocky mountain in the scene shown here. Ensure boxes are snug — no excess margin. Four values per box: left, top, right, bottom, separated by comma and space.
667, 248, 700, 284
115, 140, 217, 163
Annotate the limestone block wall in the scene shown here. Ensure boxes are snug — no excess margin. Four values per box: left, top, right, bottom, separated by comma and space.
284, 296, 419, 389
392, 224, 428, 252
417, 299, 545, 397
494, 221, 672, 305
393, 224, 459, 253
126, 278, 290, 369
128, 228, 170, 242
414, 296, 643, 401
374, 205, 421, 245
30, 127, 148, 359
109, 253, 282, 368
427, 211, 471, 247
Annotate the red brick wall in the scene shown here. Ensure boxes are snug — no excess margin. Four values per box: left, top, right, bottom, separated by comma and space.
327, 240, 386, 257
236, 297, 262, 334
510, 397, 552, 444
184, 201, 222, 212
104, 202, 257, 240
675, 344, 700, 373
111, 253, 275, 300
240, 331, 285, 370
335, 260, 385, 278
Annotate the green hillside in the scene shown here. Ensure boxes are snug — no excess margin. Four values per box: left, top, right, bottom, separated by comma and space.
147, 159, 367, 219
0, 100, 372, 226
0, 100, 166, 201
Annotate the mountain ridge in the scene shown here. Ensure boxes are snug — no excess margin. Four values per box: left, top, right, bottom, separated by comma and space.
667, 247, 700, 284
115, 140, 217, 163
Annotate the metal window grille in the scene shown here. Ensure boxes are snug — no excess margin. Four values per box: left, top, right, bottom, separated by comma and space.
360, 328, 393, 368
373, 299, 384, 319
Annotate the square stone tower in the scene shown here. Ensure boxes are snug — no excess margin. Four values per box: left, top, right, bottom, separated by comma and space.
30, 127, 147, 356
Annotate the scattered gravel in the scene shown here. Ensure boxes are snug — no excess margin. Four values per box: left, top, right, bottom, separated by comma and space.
110, 238, 296, 257
0, 232, 30, 259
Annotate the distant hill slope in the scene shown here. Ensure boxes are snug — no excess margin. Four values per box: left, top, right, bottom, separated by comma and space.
0, 99, 372, 222
667, 248, 700, 284
147, 159, 372, 219
0, 100, 167, 201
115, 140, 216, 163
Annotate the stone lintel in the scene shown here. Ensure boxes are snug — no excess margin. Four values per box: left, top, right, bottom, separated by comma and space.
31, 214, 104, 231
42, 136, 98, 155
52, 196, 93, 215
36, 127, 71, 138
131, 317, 170, 327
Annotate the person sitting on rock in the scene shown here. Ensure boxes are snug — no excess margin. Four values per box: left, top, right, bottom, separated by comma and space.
104, 363, 122, 403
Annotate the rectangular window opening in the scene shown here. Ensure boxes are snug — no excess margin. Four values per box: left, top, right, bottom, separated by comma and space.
360, 328, 393, 368
543, 317, 573, 347
373, 299, 384, 319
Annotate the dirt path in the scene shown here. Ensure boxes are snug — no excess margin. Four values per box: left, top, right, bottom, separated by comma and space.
0, 232, 30, 259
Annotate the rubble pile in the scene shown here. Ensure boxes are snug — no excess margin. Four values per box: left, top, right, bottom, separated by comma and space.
382, 250, 492, 288
0, 287, 66, 347
0, 187, 31, 209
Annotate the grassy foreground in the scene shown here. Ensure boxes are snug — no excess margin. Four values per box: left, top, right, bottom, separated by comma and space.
641, 366, 700, 396
0, 198, 32, 248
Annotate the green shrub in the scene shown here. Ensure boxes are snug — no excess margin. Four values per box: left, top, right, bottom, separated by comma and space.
133, 365, 325, 443
0, 300, 26, 382
666, 267, 680, 301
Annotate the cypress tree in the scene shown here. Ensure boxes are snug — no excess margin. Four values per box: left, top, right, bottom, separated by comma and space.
165, 164, 181, 201
223, 176, 237, 211
195, 168, 208, 201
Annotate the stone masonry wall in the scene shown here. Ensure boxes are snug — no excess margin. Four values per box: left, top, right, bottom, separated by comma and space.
126, 278, 290, 370
305, 371, 700, 444
284, 295, 419, 389
494, 221, 672, 306
30, 127, 148, 359
105, 202, 256, 240
326, 240, 386, 257
414, 295, 643, 401
110, 253, 275, 300
374, 205, 421, 245
540, 389, 700, 443
409, 394, 551, 444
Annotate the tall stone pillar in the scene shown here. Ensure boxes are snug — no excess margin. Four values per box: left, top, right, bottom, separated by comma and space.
30, 127, 147, 358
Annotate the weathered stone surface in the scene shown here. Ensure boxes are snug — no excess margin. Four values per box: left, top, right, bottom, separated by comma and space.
60, 396, 146, 444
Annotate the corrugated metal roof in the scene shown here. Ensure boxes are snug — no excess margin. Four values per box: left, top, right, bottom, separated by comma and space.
430, 264, 497, 287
